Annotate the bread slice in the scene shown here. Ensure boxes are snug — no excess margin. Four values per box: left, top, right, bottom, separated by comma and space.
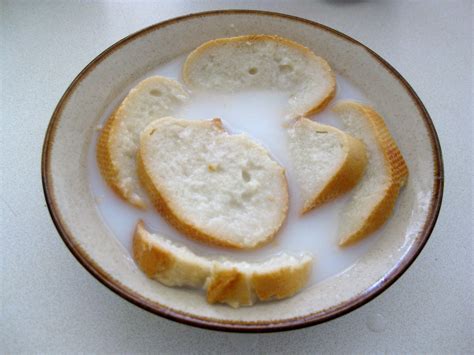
288, 117, 368, 213
183, 35, 336, 118
97, 76, 189, 208
133, 221, 211, 288
333, 101, 409, 246
137, 117, 289, 249
133, 222, 313, 307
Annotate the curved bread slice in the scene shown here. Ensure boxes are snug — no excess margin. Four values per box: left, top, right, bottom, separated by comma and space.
133, 222, 313, 308
133, 221, 211, 288
333, 101, 409, 246
97, 76, 189, 208
138, 117, 289, 249
183, 35, 336, 117
288, 117, 368, 213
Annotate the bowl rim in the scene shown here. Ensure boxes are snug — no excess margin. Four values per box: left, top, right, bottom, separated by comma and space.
41, 9, 444, 333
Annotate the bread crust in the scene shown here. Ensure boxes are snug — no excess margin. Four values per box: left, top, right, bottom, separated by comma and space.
183, 34, 336, 116
333, 101, 409, 246
294, 119, 368, 213
137, 117, 289, 249
133, 222, 313, 307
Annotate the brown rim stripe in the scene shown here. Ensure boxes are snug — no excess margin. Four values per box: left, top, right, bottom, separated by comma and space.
41, 10, 444, 333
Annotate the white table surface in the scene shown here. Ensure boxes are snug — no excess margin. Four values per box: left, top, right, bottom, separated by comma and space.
1, 1, 472, 353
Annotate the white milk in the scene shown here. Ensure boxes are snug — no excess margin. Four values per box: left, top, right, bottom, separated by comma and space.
88, 54, 379, 285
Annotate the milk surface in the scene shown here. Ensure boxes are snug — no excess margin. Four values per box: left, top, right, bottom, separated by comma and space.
89, 54, 380, 285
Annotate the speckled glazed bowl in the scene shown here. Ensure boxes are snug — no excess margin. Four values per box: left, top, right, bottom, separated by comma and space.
42, 10, 443, 332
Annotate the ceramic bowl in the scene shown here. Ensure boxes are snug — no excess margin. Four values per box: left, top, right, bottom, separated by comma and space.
42, 10, 443, 332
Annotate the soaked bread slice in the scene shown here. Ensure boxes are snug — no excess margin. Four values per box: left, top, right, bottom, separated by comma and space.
133, 221, 313, 307
288, 117, 368, 213
97, 76, 189, 208
133, 221, 211, 288
333, 101, 409, 246
183, 35, 336, 118
137, 117, 289, 249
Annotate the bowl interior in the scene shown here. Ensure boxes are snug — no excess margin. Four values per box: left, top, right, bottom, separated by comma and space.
43, 11, 442, 331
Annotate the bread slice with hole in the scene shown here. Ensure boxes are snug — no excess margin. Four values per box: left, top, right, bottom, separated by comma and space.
183, 35, 336, 118
288, 117, 368, 213
137, 116, 289, 249
333, 101, 409, 246
97, 76, 189, 208
133, 221, 313, 307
